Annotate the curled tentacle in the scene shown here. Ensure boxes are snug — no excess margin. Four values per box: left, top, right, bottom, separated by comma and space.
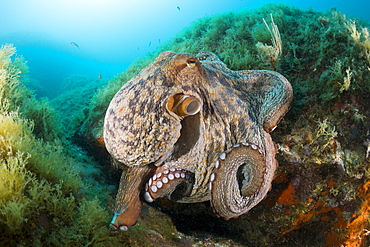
110, 166, 154, 232
261, 71, 293, 133
144, 166, 194, 203
255, 71, 293, 133
209, 132, 277, 220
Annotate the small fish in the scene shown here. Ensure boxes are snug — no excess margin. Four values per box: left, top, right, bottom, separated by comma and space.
148, 42, 151, 47
177, 6, 180, 11
70, 42, 80, 49
97, 74, 102, 79
158, 39, 161, 44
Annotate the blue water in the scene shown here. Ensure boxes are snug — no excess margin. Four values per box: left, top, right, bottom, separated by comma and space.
0, 0, 368, 98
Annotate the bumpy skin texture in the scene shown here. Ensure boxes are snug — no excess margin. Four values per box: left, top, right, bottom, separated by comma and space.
104, 51, 293, 231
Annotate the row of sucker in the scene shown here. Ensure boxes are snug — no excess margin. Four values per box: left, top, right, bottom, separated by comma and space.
209, 142, 264, 196
144, 167, 193, 202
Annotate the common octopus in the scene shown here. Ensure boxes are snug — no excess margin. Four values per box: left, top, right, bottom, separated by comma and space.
104, 51, 293, 231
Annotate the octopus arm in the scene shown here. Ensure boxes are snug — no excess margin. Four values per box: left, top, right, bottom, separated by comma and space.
209, 131, 277, 220
236, 70, 294, 133
110, 165, 154, 231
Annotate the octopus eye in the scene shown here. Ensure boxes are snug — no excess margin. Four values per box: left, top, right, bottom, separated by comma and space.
167, 94, 201, 118
186, 58, 197, 67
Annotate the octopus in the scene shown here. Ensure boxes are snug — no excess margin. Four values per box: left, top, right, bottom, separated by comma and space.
104, 51, 293, 231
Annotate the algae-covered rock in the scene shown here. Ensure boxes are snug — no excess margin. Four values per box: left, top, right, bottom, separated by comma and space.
78, 3, 370, 246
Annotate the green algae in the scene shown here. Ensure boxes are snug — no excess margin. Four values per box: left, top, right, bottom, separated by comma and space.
0, 44, 117, 246
51, 74, 106, 139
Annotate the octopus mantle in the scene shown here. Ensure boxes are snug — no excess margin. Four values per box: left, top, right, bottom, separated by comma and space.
104, 51, 293, 231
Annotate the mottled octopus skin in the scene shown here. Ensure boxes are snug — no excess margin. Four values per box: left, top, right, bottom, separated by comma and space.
104, 51, 293, 231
